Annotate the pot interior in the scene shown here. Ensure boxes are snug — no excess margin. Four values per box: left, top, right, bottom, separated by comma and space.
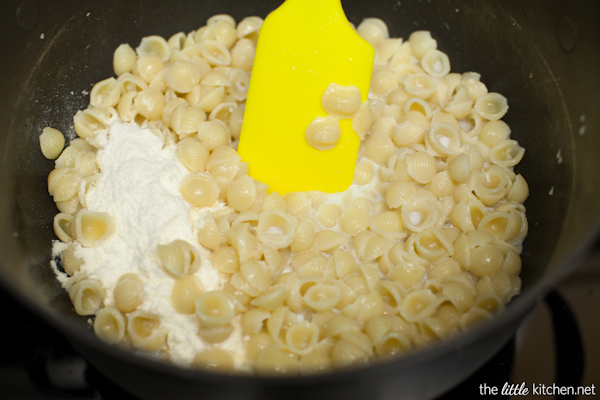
0, 0, 598, 398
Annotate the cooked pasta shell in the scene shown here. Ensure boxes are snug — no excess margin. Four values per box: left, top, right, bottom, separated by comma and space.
237, 16, 263, 40
421, 49, 451, 78
39, 127, 65, 160
400, 289, 439, 322
197, 120, 229, 150
470, 166, 514, 206
256, 209, 298, 249
61, 243, 82, 276
114, 273, 145, 313
167, 31, 186, 50
133, 87, 166, 121
374, 331, 412, 357
321, 83, 362, 118
74, 209, 113, 247
357, 18, 389, 45
362, 236, 393, 263
304, 116, 341, 151
391, 118, 427, 147
507, 174, 529, 204
113, 43, 137, 76
447, 153, 469, 183
227, 175, 257, 211
426, 171, 454, 199
165, 61, 201, 93
158, 239, 201, 278
450, 197, 487, 232
404, 73, 438, 100
201, 70, 231, 87
370, 116, 396, 136
178, 137, 209, 172
196, 290, 235, 327
127, 310, 167, 351
376, 37, 402, 64
200, 40, 232, 66
93, 307, 126, 345
403, 97, 432, 119
445, 86, 473, 119
231, 38, 256, 71
53, 213, 74, 243
489, 139, 525, 167
73, 108, 110, 139
351, 100, 374, 140
364, 132, 394, 164
478, 120, 511, 148
197, 86, 226, 112
408, 31, 437, 59
370, 69, 398, 95
198, 324, 235, 344
370, 211, 406, 239
405, 151, 437, 184
148, 67, 167, 92
90, 77, 122, 109
339, 206, 369, 236
426, 122, 461, 156
180, 171, 220, 208
137, 35, 171, 62
314, 203, 342, 228
474, 92, 508, 121
170, 275, 204, 315
401, 198, 442, 232
69, 279, 105, 316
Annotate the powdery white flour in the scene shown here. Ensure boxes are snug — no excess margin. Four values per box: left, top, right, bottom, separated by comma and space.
52, 121, 243, 367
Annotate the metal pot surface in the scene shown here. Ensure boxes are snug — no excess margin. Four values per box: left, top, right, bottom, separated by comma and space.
1, 0, 599, 399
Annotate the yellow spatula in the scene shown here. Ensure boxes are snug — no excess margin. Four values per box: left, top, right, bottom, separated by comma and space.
237, 0, 374, 195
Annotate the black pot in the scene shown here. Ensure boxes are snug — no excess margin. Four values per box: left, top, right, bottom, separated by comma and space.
1, 0, 599, 399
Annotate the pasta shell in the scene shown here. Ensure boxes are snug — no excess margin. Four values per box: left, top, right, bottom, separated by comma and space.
227, 175, 257, 211
136, 55, 165, 84
69, 279, 105, 316
113, 43, 137, 76
351, 100, 374, 139
200, 40, 232, 66
305, 116, 341, 151
474, 92, 508, 121
166, 61, 201, 93
90, 77, 122, 108
357, 18, 389, 45
127, 310, 167, 351
315, 203, 342, 228
114, 273, 145, 312
137, 35, 171, 62
408, 31, 437, 59
315, 230, 346, 252
489, 140, 525, 167
405, 151, 437, 184
340, 206, 370, 235
256, 209, 298, 249
321, 83, 361, 118
53, 213, 74, 243
421, 49, 451, 78
180, 171, 220, 208
237, 16, 263, 40
39, 127, 65, 160
93, 307, 125, 345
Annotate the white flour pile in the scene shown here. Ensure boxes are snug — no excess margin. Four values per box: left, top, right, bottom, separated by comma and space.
52, 121, 244, 366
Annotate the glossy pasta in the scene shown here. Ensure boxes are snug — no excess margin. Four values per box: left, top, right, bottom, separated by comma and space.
45, 15, 529, 376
